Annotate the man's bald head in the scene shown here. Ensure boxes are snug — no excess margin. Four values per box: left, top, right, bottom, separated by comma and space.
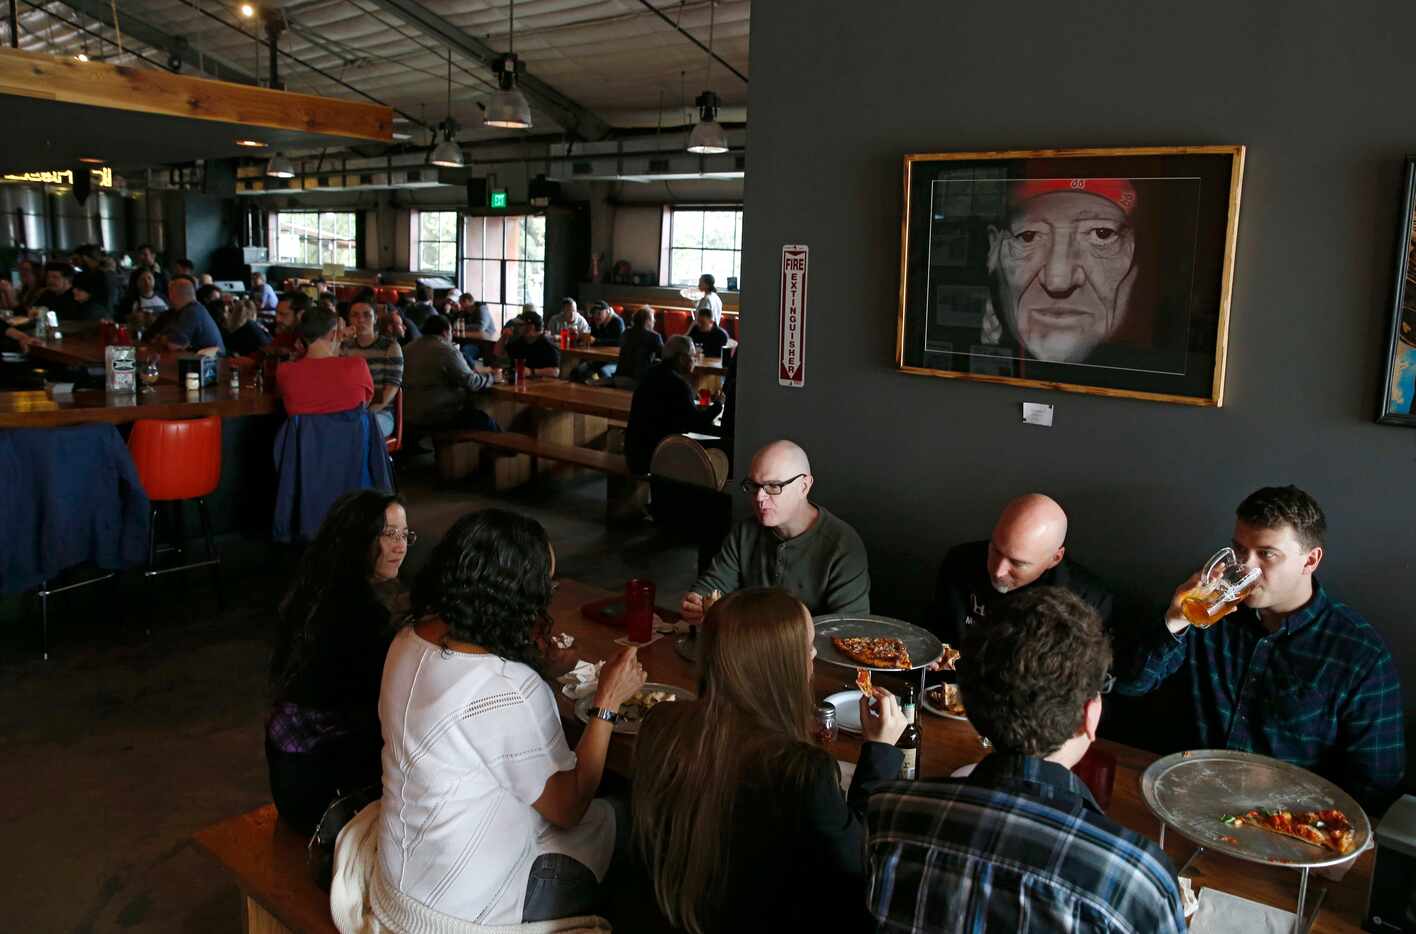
169, 276, 196, 306
987, 494, 1069, 594
746, 440, 814, 534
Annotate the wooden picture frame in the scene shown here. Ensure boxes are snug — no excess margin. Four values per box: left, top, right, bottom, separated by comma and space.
1378, 156, 1416, 426
896, 146, 1245, 406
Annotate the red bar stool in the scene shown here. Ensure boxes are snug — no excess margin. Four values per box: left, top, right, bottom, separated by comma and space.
127, 415, 224, 601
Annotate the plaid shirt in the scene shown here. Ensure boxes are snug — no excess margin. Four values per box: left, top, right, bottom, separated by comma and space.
1118, 580, 1405, 815
865, 754, 1185, 933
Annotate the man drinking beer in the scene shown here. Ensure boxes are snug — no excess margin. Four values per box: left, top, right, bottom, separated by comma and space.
1116, 485, 1404, 816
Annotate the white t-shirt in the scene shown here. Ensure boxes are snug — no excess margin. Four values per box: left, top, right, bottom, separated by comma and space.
376, 628, 616, 925
546, 309, 591, 334
695, 291, 723, 323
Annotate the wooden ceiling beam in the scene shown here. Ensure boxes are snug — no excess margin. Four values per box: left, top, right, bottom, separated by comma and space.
0, 47, 392, 141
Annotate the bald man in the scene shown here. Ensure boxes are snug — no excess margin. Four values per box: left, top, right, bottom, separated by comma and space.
931, 494, 1113, 647
681, 440, 870, 620
159, 275, 226, 355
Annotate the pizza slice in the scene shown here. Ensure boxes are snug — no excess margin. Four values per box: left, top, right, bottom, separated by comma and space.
937, 643, 961, 671
855, 668, 873, 695
1220, 807, 1356, 855
832, 636, 913, 669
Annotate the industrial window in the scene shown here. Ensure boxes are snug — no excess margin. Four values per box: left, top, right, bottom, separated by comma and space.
666, 207, 743, 288
271, 211, 357, 267
412, 210, 459, 272
461, 214, 547, 328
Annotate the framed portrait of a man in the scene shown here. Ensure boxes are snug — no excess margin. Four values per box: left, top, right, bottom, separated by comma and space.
1378, 156, 1416, 426
896, 146, 1245, 405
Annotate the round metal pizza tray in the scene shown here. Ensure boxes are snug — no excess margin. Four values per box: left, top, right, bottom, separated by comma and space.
812, 613, 944, 672
1140, 749, 1371, 869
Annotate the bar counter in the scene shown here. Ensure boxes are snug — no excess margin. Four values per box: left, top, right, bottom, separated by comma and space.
2, 332, 280, 428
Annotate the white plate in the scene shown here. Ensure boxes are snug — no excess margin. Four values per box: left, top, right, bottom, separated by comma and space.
921, 685, 969, 722
573, 682, 695, 735
822, 689, 864, 734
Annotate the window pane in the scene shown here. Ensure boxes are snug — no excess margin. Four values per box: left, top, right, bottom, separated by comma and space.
420, 243, 440, 271
465, 216, 485, 257
504, 216, 524, 260
702, 250, 734, 287
319, 213, 338, 238
438, 212, 457, 240
301, 235, 318, 266
526, 216, 547, 261
438, 243, 457, 272
506, 260, 523, 304
733, 211, 745, 249
525, 261, 545, 310
671, 210, 704, 248
482, 260, 502, 302
484, 217, 505, 260
464, 259, 483, 297
703, 211, 736, 249
670, 248, 701, 286
419, 212, 438, 239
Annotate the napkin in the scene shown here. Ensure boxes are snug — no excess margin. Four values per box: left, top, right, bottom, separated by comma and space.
559, 659, 603, 700
1189, 888, 1295, 933
1178, 877, 1199, 918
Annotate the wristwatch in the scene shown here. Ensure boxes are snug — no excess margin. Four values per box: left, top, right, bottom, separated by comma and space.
586, 706, 622, 724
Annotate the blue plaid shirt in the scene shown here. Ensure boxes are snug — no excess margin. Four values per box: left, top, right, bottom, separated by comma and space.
1118, 580, 1405, 815
865, 754, 1185, 934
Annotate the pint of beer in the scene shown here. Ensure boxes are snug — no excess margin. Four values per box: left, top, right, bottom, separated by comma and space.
1180, 547, 1261, 628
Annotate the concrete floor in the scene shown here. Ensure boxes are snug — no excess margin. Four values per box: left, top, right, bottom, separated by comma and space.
0, 456, 699, 933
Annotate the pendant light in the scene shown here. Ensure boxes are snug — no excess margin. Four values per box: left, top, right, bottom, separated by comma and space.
484, 0, 532, 129
265, 152, 295, 178
687, 2, 728, 154
430, 48, 465, 167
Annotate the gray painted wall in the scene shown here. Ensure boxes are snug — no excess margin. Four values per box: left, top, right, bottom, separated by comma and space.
740, 1, 1416, 694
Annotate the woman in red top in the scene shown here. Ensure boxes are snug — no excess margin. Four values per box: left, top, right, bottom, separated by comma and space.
276, 306, 374, 415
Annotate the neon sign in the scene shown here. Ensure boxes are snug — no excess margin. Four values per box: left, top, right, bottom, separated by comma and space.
2, 167, 114, 187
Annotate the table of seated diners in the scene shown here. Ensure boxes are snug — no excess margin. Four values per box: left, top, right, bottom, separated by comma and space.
556, 344, 731, 392
547, 578, 1371, 933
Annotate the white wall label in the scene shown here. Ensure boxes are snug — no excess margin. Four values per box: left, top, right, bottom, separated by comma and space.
778, 244, 808, 387
1021, 402, 1055, 427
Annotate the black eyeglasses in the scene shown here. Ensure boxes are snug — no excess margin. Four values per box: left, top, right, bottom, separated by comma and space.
380, 528, 417, 545
740, 474, 806, 497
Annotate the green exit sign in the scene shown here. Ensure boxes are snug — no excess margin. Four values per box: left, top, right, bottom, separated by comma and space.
489, 189, 508, 209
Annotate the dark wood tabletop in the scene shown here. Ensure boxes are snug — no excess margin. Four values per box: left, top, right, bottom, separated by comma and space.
547, 578, 1372, 933
558, 344, 729, 375
488, 378, 633, 421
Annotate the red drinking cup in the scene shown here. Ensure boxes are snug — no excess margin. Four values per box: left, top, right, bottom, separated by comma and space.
624, 579, 656, 644
698, 389, 712, 406
515, 359, 527, 384
1073, 746, 1117, 812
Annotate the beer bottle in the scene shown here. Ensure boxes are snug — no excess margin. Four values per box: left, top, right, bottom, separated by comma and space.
898, 683, 921, 780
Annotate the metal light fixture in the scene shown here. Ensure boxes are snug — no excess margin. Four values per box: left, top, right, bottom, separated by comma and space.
687, 90, 728, 154
686, 1, 728, 155
265, 152, 295, 178
239, 2, 256, 17
235, 138, 269, 148
483, 1, 532, 129
430, 49, 465, 167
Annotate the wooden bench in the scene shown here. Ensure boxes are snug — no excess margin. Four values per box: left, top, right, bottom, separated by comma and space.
434, 429, 648, 521
194, 804, 337, 934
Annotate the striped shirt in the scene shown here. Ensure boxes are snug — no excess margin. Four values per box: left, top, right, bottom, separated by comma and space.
866, 755, 1185, 934
1118, 580, 1404, 815
343, 335, 404, 393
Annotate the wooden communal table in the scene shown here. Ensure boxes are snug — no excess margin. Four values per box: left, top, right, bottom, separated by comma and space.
449, 378, 636, 492
547, 579, 1372, 933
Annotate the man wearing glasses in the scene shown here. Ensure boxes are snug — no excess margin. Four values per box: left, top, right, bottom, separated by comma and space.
679, 440, 870, 621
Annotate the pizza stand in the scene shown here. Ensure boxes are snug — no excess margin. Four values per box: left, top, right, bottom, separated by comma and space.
810, 613, 945, 726
1141, 749, 1372, 933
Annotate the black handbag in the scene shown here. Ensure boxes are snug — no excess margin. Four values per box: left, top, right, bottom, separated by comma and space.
307, 783, 381, 890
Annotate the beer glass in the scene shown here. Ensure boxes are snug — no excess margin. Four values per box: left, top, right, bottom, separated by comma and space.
1179, 547, 1261, 628
624, 579, 656, 644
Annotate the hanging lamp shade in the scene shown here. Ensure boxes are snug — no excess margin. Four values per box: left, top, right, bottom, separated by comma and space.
265, 153, 296, 178
485, 52, 532, 129
687, 91, 728, 154
430, 136, 464, 168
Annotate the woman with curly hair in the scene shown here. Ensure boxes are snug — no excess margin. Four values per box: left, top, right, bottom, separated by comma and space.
619, 588, 907, 934
266, 490, 411, 834
372, 509, 644, 927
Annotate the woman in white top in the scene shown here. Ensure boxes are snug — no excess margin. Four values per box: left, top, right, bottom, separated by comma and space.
693, 274, 723, 324
377, 509, 645, 927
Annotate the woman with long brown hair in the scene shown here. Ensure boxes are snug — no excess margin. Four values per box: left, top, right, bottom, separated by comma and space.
624, 587, 907, 933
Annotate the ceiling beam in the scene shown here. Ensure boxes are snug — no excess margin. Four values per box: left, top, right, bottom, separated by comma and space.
51, 0, 259, 85
361, 0, 612, 141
